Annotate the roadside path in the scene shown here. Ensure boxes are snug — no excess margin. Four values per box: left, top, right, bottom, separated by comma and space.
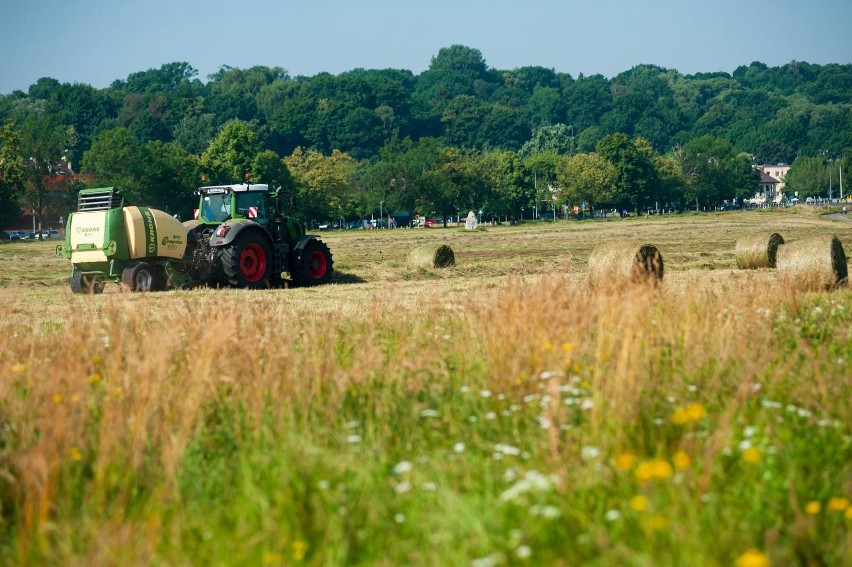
824, 213, 852, 224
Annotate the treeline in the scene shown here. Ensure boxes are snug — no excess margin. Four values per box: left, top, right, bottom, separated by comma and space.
1, 45, 851, 228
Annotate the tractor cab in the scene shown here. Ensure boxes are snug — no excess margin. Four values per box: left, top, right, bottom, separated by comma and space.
195, 183, 270, 225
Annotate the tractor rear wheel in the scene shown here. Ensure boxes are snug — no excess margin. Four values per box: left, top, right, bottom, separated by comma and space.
70, 266, 104, 294
290, 239, 334, 286
121, 262, 162, 292
221, 231, 272, 289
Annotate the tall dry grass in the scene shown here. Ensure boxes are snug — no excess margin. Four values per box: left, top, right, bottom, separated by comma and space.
1, 268, 849, 564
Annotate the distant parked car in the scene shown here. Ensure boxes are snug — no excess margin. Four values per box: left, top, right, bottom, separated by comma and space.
41, 229, 62, 239
2, 230, 24, 240
423, 218, 442, 227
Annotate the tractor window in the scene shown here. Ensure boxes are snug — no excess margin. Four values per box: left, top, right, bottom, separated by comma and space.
203, 194, 231, 222
235, 192, 267, 220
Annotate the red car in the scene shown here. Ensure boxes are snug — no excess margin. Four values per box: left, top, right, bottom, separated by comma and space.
423, 218, 442, 227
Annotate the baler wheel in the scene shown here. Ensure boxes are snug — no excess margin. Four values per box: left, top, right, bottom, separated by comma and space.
121, 262, 161, 292
70, 266, 104, 294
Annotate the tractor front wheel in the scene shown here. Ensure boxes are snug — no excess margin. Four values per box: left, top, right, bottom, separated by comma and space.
70, 266, 104, 294
221, 231, 272, 289
121, 262, 162, 292
290, 239, 334, 286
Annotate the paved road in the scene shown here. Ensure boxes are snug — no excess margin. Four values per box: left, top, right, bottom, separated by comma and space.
824, 213, 852, 224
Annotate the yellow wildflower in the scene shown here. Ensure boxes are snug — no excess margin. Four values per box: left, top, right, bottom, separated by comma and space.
651, 459, 673, 480
613, 453, 636, 471
673, 451, 691, 470
742, 446, 761, 464
90, 354, 101, 365
580, 380, 590, 389
635, 462, 654, 483
69, 447, 82, 462
685, 403, 706, 421
671, 403, 706, 425
845, 507, 852, 520
11, 363, 26, 373
562, 343, 574, 352
292, 540, 308, 561
805, 501, 821, 515
671, 407, 689, 425
641, 514, 667, 532
113, 388, 123, 398
629, 495, 648, 512
736, 549, 770, 567
261, 552, 282, 565
88, 373, 102, 383
543, 342, 553, 351
826, 497, 849, 512
636, 459, 673, 482
53, 394, 63, 404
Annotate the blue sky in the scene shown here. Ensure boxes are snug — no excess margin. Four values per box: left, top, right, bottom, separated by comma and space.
1, 0, 850, 93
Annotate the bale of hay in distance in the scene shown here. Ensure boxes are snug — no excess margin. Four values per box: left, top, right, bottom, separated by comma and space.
587, 241, 664, 288
735, 232, 785, 269
408, 244, 455, 269
776, 235, 848, 290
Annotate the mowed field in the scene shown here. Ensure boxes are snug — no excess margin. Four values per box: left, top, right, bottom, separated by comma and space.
0, 208, 850, 566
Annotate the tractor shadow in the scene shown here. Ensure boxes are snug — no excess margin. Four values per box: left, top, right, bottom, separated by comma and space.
277, 271, 366, 288
330, 271, 366, 284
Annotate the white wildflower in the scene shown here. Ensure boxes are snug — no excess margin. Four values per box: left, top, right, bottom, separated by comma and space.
604, 509, 621, 522
419, 409, 439, 418
494, 443, 521, 456
581, 446, 601, 460
453, 442, 466, 454
392, 461, 412, 475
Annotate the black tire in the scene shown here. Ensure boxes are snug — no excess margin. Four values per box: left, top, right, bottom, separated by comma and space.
221, 231, 272, 289
70, 266, 104, 294
290, 239, 334, 286
121, 262, 161, 292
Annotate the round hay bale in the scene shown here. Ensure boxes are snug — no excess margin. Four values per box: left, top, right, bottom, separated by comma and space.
776, 235, 848, 290
587, 241, 664, 288
408, 244, 455, 269
735, 232, 785, 269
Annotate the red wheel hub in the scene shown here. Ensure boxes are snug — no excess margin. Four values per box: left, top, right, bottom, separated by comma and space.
239, 243, 267, 282
308, 250, 327, 279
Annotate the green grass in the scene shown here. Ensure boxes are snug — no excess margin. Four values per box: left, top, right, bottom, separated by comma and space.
0, 211, 850, 566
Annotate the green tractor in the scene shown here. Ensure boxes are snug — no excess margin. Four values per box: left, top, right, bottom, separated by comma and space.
56, 183, 333, 292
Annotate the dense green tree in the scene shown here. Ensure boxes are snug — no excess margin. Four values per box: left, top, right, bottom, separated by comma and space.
555, 152, 619, 210
284, 147, 358, 222
596, 133, 658, 210
0, 122, 25, 229
441, 95, 488, 148
200, 120, 260, 184
142, 141, 200, 215
679, 135, 756, 209
81, 127, 150, 203
479, 149, 531, 219
252, 150, 296, 212
519, 124, 575, 157
784, 156, 831, 199
564, 74, 612, 132
17, 113, 75, 233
